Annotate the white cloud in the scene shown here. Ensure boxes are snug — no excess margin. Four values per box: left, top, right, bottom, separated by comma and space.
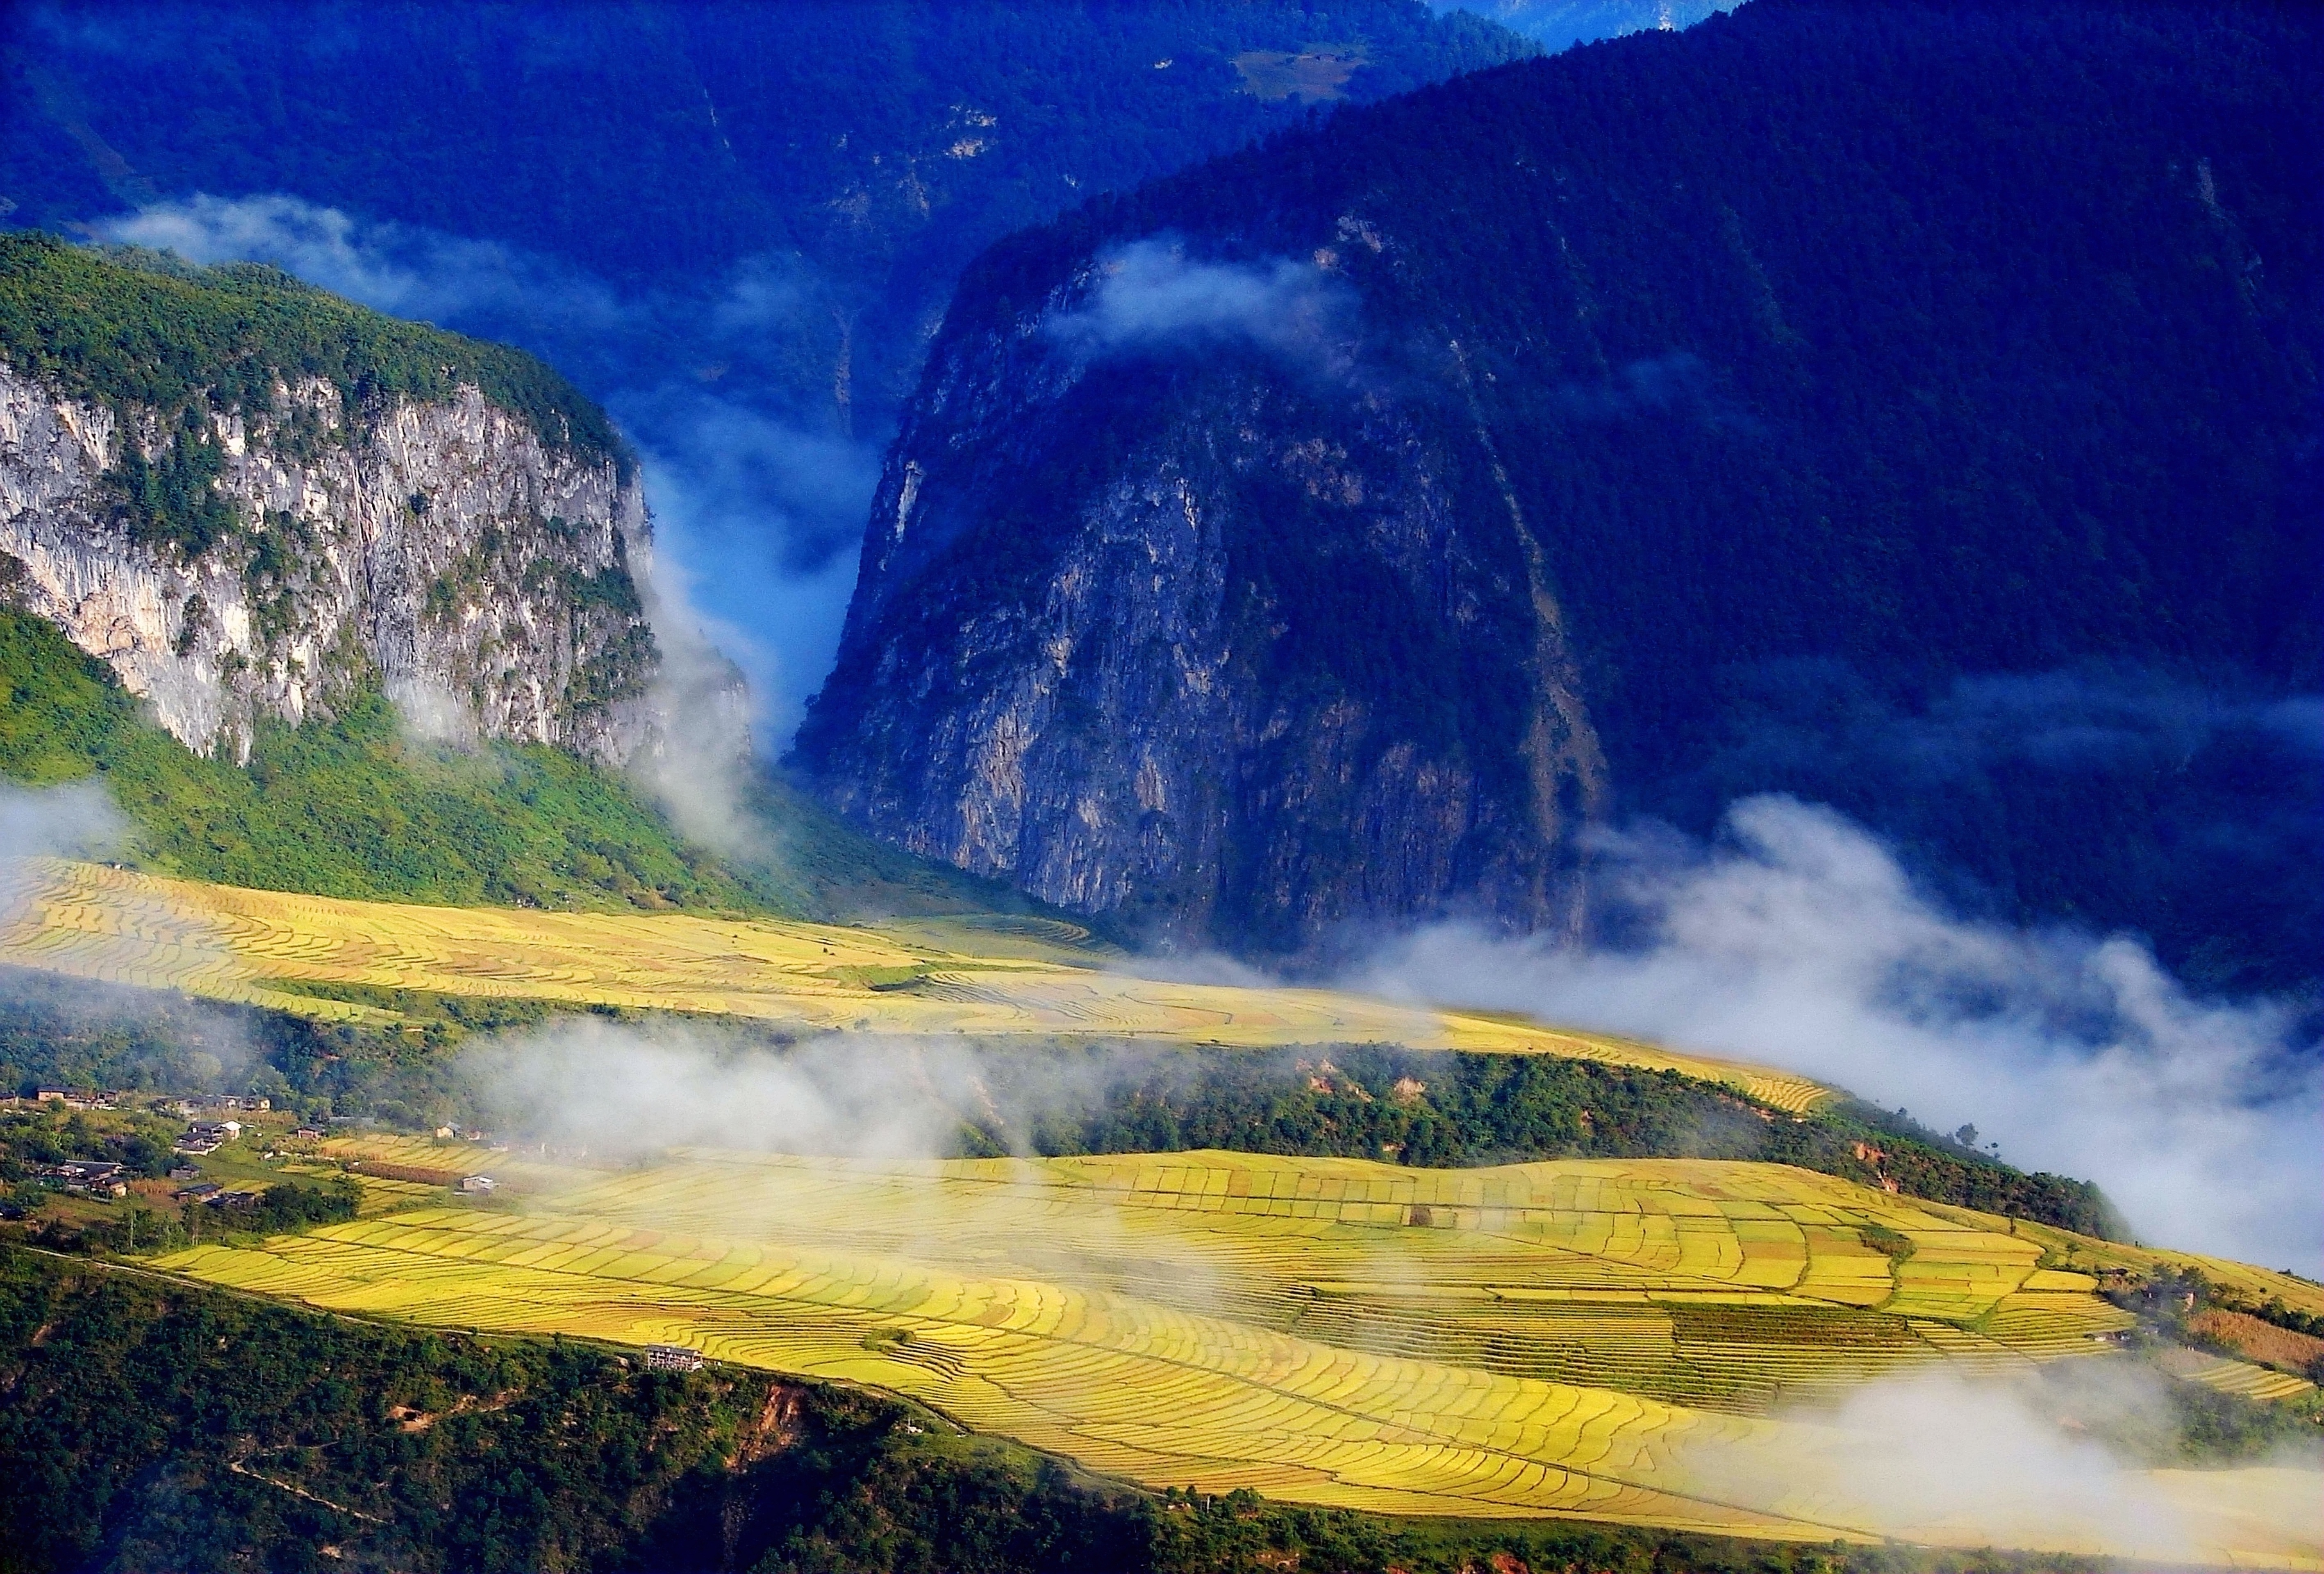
1043, 237, 1357, 373
1685, 1365, 2317, 1560
1353, 794, 2324, 1273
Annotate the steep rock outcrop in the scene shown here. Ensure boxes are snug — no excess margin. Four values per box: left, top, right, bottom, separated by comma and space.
798, 1, 2319, 964
0, 363, 653, 764
803, 309, 1607, 953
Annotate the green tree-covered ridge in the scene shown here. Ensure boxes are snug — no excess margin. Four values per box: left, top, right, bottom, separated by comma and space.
0, 958, 2116, 1242
0, 230, 624, 470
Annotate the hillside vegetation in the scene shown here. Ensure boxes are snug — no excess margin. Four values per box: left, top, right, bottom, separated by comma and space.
0, 607, 754, 912
0, 231, 621, 464
0, 604, 1046, 921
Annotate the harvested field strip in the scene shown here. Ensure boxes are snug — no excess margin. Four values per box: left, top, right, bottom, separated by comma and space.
2156, 1347, 2319, 1404
0, 860, 1829, 1109
154, 1151, 2317, 1563
2189, 1309, 2324, 1376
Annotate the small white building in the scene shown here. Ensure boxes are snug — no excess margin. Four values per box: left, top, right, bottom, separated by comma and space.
643, 1344, 704, 1372
458, 1175, 497, 1194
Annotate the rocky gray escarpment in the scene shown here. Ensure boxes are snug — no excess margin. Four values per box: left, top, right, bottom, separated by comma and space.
798, 2, 2317, 969
797, 298, 1606, 955
0, 362, 655, 764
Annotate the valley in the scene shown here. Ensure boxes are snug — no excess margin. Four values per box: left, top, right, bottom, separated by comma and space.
0, 1, 2316, 1568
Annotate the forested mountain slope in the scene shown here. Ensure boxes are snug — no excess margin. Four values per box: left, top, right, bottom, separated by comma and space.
2, 0, 1530, 458
796, 0, 2321, 977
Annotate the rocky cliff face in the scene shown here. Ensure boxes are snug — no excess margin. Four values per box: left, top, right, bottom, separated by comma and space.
800, 299, 1608, 954
0, 362, 654, 765
798, 2, 2318, 968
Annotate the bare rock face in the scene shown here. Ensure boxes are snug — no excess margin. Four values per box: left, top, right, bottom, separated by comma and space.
796, 304, 1606, 956
0, 362, 654, 765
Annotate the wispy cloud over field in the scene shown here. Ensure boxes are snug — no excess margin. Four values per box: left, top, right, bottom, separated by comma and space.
1354, 794, 2324, 1274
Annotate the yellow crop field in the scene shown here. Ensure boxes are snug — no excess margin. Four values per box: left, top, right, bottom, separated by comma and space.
152, 1149, 2321, 1565
0, 859, 1830, 1109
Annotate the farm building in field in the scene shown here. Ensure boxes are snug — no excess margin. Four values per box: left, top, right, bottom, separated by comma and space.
459, 1175, 498, 1194
643, 1344, 704, 1372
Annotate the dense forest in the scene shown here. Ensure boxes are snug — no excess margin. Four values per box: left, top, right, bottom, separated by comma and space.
799, 0, 2321, 982
9, 1245, 2298, 1574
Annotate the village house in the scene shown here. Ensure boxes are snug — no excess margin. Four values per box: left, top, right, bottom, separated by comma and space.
175, 1120, 243, 1156
46, 1160, 128, 1198
458, 1175, 498, 1194
642, 1344, 704, 1372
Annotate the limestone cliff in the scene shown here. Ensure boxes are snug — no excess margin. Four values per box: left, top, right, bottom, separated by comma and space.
0, 242, 656, 766
799, 303, 1605, 954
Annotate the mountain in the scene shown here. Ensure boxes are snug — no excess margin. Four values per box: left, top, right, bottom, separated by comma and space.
0, 233, 648, 765
1430, 0, 1745, 52
0, 1, 1533, 504
793, 0, 2322, 975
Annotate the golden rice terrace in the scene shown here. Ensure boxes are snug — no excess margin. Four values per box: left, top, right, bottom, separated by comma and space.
0, 859, 1829, 1108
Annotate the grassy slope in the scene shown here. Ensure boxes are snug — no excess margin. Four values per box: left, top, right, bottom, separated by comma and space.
0, 606, 762, 912
0, 603, 1091, 927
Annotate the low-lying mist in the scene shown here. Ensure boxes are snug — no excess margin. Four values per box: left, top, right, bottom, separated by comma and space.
1685, 1362, 2320, 1558
1351, 794, 2324, 1275
459, 1020, 1239, 1167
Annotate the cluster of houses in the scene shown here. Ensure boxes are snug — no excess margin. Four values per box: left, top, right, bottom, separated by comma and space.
7, 1087, 121, 1111
642, 1344, 705, 1372
173, 1095, 272, 1116
173, 1120, 245, 1156
35, 1159, 129, 1199
5, 1089, 277, 1119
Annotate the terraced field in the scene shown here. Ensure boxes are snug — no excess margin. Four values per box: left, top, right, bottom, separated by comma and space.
0, 859, 1828, 1108
154, 1149, 2322, 1564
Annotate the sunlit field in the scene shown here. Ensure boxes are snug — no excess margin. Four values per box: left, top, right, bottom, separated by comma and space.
0, 859, 1829, 1108
157, 1146, 2322, 1564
